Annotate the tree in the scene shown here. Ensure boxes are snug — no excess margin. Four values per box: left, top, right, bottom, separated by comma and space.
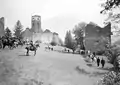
101, 0, 120, 14
100, 0, 120, 28
14, 20, 23, 40
50, 41, 57, 46
64, 30, 77, 53
97, 71, 120, 85
4, 27, 12, 38
72, 22, 87, 50
59, 38, 64, 46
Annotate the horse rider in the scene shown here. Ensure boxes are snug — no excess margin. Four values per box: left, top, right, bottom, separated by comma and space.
30, 40, 34, 48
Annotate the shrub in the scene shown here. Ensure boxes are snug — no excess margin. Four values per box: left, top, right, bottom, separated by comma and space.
97, 71, 120, 85
96, 50, 105, 55
50, 41, 57, 46
104, 44, 120, 66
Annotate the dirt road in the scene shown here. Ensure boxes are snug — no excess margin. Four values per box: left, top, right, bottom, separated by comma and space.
0, 46, 109, 85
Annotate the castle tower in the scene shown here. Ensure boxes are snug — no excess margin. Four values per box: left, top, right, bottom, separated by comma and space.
0, 17, 5, 37
31, 15, 42, 33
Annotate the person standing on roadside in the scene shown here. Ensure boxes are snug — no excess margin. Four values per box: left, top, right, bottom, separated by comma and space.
97, 57, 100, 67
101, 58, 105, 68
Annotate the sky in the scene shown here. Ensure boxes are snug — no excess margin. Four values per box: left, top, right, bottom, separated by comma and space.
0, 0, 107, 41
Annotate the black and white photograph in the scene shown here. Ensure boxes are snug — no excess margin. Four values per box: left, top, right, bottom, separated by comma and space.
0, 0, 120, 85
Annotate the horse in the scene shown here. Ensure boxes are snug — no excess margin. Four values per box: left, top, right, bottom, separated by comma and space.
2, 38, 16, 49
25, 44, 39, 56
45, 46, 51, 51
34, 42, 40, 48
17, 41, 24, 47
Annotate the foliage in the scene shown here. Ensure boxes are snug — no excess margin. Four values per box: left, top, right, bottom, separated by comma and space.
96, 50, 105, 55
4, 27, 12, 38
64, 30, 77, 53
58, 38, 63, 46
51, 34, 57, 46
104, 43, 120, 69
14, 20, 23, 40
101, 0, 120, 13
72, 22, 87, 50
50, 41, 57, 46
96, 36, 120, 69
94, 37, 110, 55
97, 71, 120, 85
100, 0, 120, 31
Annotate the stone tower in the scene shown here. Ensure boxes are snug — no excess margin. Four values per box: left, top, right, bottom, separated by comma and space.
0, 17, 5, 37
31, 15, 42, 33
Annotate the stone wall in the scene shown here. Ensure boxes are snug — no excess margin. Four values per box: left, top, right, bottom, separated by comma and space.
84, 22, 112, 52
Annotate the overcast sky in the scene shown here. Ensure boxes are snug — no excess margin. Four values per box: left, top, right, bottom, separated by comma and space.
0, 0, 106, 41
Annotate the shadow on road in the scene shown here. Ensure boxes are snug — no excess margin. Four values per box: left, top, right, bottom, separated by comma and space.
86, 63, 93, 67
75, 66, 107, 77
18, 54, 26, 56
75, 66, 90, 75
90, 71, 107, 77
96, 67, 114, 71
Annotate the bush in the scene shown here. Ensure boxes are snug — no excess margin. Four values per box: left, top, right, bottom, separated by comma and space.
96, 50, 105, 55
50, 41, 57, 46
97, 71, 120, 85
104, 44, 120, 66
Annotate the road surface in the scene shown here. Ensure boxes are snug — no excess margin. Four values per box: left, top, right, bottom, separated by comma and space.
0, 45, 110, 85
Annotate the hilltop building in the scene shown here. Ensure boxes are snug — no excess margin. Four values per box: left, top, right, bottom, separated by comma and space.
22, 15, 63, 45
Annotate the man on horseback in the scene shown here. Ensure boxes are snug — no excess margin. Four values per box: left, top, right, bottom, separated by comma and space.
30, 40, 34, 49
25, 40, 38, 56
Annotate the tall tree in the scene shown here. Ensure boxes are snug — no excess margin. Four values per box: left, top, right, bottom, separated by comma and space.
4, 27, 12, 38
64, 30, 77, 53
72, 22, 87, 50
65, 31, 72, 48
14, 20, 23, 40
